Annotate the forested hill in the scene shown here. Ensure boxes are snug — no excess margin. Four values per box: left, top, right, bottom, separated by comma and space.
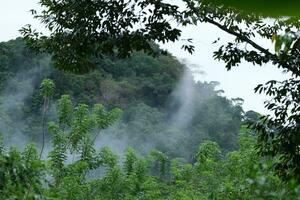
3, 38, 297, 200
0, 37, 244, 159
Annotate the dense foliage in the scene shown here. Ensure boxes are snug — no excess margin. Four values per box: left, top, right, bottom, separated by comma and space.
0, 38, 242, 159
20, 0, 194, 73
3, 0, 300, 196
2, 117, 300, 199
202, 0, 300, 17
20, 0, 300, 181
183, 1, 300, 180
0, 38, 262, 199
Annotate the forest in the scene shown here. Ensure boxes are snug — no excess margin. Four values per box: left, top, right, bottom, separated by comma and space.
1, 0, 300, 199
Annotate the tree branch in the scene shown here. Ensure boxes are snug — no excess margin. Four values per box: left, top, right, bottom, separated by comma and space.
203, 16, 276, 59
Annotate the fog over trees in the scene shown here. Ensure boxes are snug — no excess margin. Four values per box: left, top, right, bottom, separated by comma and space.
1, 1, 300, 199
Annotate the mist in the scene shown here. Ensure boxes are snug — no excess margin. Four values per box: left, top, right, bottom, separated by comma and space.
169, 67, 198, 129
0, 58, 240, 162
0, 64, 52, 148
92, 64, 211, 159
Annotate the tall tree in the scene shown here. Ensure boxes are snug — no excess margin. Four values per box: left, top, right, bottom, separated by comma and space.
39, 78, 55, 159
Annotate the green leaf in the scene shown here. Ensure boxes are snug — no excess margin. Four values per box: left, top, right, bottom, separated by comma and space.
203, 0, 300, 17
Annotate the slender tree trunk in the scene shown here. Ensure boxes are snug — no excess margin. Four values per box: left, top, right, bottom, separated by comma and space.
92, 130, 102, 144
40, 98, 48, 159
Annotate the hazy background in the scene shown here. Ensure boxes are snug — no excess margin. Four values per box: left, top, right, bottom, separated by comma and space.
0, 0, 290, 114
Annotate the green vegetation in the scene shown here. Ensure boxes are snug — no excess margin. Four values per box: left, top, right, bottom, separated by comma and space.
202, 0, 300, 17
0, 38, 298, 199
0, 38, 242, 158
1, 116, 300, 199
21, 0, 300, 181
1, 0, 300, 199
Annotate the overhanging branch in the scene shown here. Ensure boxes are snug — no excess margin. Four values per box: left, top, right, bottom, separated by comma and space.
203, 16, 276, 59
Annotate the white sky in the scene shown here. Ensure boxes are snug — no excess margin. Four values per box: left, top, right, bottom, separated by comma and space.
0, 0, 289, 114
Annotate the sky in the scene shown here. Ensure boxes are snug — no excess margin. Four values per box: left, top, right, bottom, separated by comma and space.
0, 0, 289, 114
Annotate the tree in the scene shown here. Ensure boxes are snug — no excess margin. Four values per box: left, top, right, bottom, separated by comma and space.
0, 142, 45, 199
183, 1, 300, 181
47, 94, 122, 194
39, 78, 55, 158
22, 0, 300, 180
20, 0, 194, 73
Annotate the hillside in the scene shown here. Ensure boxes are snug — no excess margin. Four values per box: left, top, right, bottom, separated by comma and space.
1, 38, 298, 200
0, 38, 242, 159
